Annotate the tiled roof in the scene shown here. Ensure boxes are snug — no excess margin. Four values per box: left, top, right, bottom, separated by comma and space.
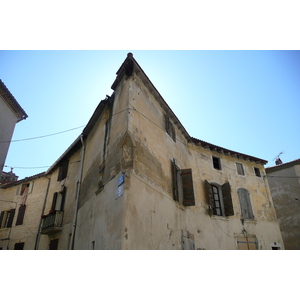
0, 172, 45, 188
266, 159, 300, 173
0, 79, 28, 122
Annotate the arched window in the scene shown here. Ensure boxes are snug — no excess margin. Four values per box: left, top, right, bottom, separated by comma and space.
238, 188, 254, 220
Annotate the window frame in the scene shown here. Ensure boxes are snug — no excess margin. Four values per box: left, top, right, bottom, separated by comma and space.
237, 188, 254, 220
212, 156, 222, 170
254, 167, 261, 177
236, 162, 245, 176
204, 180, 234, 217
0, 209, 16, 228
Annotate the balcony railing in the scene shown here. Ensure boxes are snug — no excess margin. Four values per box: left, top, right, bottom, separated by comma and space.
41, 211, 64, 235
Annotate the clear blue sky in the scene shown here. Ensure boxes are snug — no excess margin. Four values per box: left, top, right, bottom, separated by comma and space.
1, 50, 299, 180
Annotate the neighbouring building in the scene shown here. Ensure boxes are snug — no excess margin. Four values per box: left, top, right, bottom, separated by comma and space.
0, 79, 28, 176
0, 53, 284, 250
266, 159, 300, 250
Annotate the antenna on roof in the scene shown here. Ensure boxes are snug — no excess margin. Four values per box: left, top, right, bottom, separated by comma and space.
273, 151, 284, 165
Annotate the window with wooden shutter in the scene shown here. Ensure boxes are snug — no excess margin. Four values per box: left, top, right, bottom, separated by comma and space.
16, 205, 26, 226
221, 182, 234, 216
51, 192, 58, 211
238, 188, 254, 220
204, 180, 214, 215
5, 209, 15, 228
237, 236, 258, 250
165, 114, 176, 142
181, 169, 195, 206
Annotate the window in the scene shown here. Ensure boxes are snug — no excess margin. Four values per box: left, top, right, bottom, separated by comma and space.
270, 242, 281, 250
14, 242, 24, 250
236, 236, 258, 250
0, 209, 15, 228
165, 114, 176, 142
17, 181, 34, 196
238, 188, 254, 220
57, 160, 69, 181
204, 180, 234, 217
171, 159, 195, 206
236, 163, 245, 175
50, 187, 66, 212
254, 167, 261, 177
212, 156, 221, 170
15, 205, 26, 226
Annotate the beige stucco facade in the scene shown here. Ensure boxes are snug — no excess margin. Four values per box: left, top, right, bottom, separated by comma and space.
266, 160, 300, 250
0, 54, 284, 250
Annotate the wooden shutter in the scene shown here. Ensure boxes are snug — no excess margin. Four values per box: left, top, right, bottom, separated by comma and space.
165, 114, 170, 134
171, 159, 178, 201
28, 181, 34, 194
181, 169, 195, 206
238, 188, 254, 220
6, 209, 15, 228
0, 211, 4, 228
51, 192, 58, 211
221, 182, 234, 216
204, 180, 214, 215
237, 237, 248, 250
16, 205, 26, 226
248, 237, 258, 250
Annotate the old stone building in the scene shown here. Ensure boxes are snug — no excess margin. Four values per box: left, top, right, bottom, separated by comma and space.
266, 159, 300, 250
0, 79, 28, 175
0, 53, 284, 250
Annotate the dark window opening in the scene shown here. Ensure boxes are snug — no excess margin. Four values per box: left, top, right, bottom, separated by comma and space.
49, 239, 59, 250
0, 209, 16, 228
57, 160, 69, 181
14, 242, 24, 250
254, 167, 261, 177
165, 115, 176, 142
212, 156, 221, 170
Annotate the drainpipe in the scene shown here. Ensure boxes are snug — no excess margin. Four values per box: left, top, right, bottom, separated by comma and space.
34, 176, 51, 250
69, 134, 85, 250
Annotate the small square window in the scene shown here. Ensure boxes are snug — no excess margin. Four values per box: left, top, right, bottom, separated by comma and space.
212, 156, 221, 170
254, 167, 261, 177
236, 163, 245, 176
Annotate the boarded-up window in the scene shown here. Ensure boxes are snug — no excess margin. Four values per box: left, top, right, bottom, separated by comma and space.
57, 160, 69, 181
181, 169, 195, 206
238, 188, 254, 220
16, 205, 26, 226
165, 114, 176, 142
171, 159, 195, 206
237, 236, 257, 250
236, 163, 245, 175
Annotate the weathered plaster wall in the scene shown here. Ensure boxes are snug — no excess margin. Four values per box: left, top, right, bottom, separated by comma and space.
267, 165, 300, 249
0, 97, 17, 172
0, 176, 48, 250
122, 70, 283, 250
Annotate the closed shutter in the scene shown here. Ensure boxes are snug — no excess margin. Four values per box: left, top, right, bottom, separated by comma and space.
6, 209, 15, 228
165, 114, 170, 134
0, 211, 4, 228
204, 180, 214, 215
221, 182, 234, 216
57, 160, 69, 181
171, 159, 178, 201
16, 205, 26, 226
248, 237, 258, 250
181, 169, 195, 206
238, 188, 254, 220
